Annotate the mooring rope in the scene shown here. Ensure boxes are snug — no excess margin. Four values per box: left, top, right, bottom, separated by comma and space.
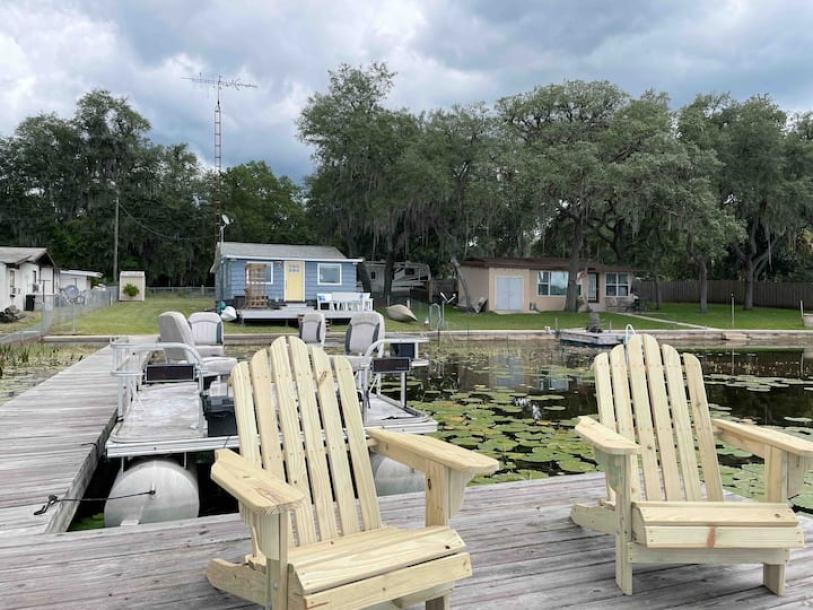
34, 489, 156, 516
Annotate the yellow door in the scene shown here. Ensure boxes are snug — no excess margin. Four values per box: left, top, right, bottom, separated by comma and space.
284, 260, 305, 301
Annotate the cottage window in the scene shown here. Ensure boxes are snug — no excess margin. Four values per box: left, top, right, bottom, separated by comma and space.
605, 272, 630, 297
318, 263, 342, 286
537, 271, 568, 296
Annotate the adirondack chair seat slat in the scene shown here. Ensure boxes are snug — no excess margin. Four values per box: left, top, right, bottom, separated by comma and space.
570, 334, 813, 596
289, 526, 466, 594
207, 335, 497, 610
632, 501, 804, 549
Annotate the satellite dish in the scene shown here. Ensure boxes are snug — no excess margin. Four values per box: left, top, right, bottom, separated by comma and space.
63, 285, 80, 303
221, 214, 231, 226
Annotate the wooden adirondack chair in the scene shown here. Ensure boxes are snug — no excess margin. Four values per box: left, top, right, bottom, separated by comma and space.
571, 334, 813, 596
207, 336, 498, 610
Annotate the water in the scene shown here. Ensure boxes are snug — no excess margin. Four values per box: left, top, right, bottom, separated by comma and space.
387, 340, 813, 511
0, 344, 98, 405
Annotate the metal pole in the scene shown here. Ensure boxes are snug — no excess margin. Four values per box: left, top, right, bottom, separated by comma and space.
730, 293, 735, 328
113, 191, 120, 285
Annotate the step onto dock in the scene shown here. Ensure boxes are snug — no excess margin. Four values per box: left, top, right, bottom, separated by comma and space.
1, 474, 811, 609
0, 346, 118, 536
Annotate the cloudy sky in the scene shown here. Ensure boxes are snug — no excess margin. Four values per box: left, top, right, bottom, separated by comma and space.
2, 0, 813, 180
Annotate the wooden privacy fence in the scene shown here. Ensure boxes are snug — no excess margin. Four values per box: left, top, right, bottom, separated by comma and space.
637, 279, 813, 309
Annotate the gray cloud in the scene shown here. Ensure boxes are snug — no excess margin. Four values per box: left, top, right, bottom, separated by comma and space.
2, 0, 813, 181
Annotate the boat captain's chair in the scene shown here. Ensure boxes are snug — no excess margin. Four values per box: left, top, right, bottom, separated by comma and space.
343, 311, 385, 373
188, 311, 225, 352
158, 311, 236, 377
299, 311, 326, 347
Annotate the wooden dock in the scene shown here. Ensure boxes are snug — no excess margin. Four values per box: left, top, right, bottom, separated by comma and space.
0, 346, 118, 536
1, 474, 811, 608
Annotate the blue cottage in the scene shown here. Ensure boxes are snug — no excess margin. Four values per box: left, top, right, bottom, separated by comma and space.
211, 242, 361, 315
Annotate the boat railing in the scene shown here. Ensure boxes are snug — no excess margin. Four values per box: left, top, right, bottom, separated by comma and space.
111, 341, 204, 420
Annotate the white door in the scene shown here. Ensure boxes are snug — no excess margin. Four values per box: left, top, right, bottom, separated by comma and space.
495, 276, 524, 311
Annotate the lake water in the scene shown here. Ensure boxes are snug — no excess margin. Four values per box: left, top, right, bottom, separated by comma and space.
381, 340, 813, 512
0, 343, 98, 405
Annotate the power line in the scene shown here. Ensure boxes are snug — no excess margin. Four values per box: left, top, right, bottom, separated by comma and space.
118, 201, 211, 242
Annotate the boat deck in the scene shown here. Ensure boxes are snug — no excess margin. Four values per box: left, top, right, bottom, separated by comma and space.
1, 474, 811, 608
0, 346, 119, 536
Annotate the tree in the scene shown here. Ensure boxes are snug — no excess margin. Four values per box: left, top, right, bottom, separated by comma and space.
299, 63, 425, 301
222, 161, 311, 245
682, 94, 813, 309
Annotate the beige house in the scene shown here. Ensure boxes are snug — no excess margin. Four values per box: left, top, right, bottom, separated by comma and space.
457, 257, 636, 313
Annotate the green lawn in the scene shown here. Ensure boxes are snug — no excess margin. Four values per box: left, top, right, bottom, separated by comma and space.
381, 301, 676, 332
632, 302, 807, 330
45, 294, 809, 336
49, 295, 216, 335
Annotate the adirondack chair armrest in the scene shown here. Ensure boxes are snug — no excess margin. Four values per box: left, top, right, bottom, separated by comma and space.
369, 428, 498, 525
367, 428, 499, 475
712, 419, 813, 458
211, 449, 305, 515
575, 417, 640, 455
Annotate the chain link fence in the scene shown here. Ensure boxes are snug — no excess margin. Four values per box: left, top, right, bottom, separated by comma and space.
0, 287, 117, 344
40, 287, 118, 334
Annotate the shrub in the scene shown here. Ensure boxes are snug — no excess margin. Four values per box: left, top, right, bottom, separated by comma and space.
122, 283, 140, 298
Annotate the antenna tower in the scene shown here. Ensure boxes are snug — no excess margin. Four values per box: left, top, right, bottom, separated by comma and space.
183, 74, 257, 245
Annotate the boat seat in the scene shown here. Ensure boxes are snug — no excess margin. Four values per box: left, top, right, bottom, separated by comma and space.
299, 311, 326, 347
249, 525, 466, 596
344, 354, 371, 373
189, 311, 225, 350
632, 501, 804, 549
201, 356, 237, 377
197, 345, 226, 358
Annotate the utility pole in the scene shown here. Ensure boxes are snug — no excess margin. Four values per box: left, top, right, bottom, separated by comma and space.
183, 74, 257, 247
113, 190, 120, 285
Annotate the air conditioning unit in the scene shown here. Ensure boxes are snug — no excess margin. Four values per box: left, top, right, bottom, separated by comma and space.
31, 284, 40, 293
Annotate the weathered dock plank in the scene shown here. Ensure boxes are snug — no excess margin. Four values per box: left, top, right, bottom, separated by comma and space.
0, 474, 811, 608
0, 346, 118, 535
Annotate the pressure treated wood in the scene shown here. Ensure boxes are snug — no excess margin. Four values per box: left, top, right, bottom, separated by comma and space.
211, 336, 496, 609
1, 475, 812, 609
573, 334, 813, 597
0, 345, 120, 536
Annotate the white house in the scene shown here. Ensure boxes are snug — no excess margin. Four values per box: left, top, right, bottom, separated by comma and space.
0, 247, 57, 311
58, 269, 103, 293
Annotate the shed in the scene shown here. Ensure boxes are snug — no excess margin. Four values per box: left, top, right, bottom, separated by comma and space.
119, 271, 146, 301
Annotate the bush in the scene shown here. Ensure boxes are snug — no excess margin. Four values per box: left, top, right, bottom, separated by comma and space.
122, 283, 140, 298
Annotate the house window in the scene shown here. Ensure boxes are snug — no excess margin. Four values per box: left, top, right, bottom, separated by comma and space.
245, 263, 273, 285
9, 270, 16, 294
537, 271, 568, 296
369, 271, 377, 280
318, 263, 342, 286
605, 272, 630, 297
404, 267, 415, 276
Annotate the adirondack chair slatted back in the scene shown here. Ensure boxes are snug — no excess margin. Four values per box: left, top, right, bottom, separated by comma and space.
230, 335, 382, 547
595, 334, 724, 502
